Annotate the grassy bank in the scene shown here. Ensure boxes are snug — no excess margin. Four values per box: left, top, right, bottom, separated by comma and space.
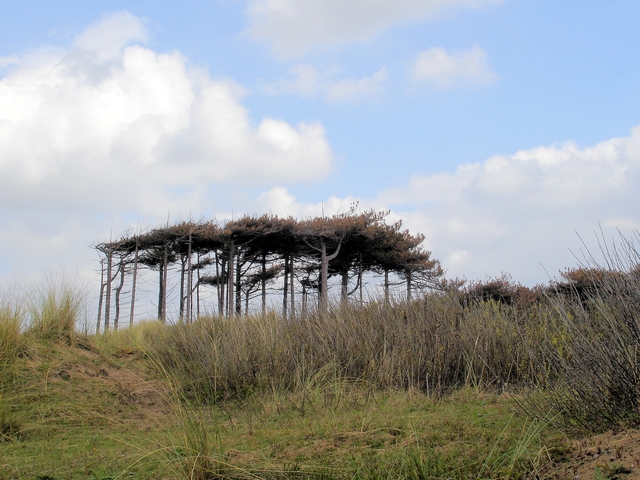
3, 261, 640, 478
0, 333, 560, 479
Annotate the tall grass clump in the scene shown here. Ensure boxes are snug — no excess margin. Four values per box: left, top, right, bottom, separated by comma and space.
141, 238, 640, 435
0, 298, 23, 379
28, 282, 84, 344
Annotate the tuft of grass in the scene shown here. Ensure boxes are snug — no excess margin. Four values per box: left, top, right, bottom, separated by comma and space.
28, 283, 83, 344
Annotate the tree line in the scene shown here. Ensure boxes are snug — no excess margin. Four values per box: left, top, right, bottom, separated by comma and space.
94, 209, 444, 331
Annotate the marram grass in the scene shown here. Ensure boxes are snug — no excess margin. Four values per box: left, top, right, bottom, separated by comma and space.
28, 283, 83, 344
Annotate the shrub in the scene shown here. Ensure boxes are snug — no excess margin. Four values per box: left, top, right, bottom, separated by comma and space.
463, 274, 542, 308
523, 260, 640, 432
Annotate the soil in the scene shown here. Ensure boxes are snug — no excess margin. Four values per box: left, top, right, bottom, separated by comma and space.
29, 342, 172, 428
541, 430, 640, 479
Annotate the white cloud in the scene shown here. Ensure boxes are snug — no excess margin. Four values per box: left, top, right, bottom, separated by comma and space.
263, 64, 321, 97
256, 127, 640, 285
411, 45, 498, 88
0, 12, 335, 291
73, 11, 149, 61
245, 0, 504, 58
0, 12, 334, 218
378, 128, 640, 282
257, 186, 360, 218
326, 67, 388, 103
262, 64, 388, 102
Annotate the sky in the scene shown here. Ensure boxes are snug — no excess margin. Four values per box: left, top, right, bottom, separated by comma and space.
1, 0, 640, 293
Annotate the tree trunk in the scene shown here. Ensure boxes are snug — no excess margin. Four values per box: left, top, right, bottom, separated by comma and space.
319, 240, 327, 313
406, 270, 412, 302
97, 259, 105, 334
161, 243, 169, 322
302, 283, 308, 317
341, 265, 349, 304
319, 238, 342, 315
105, 250, 113, 331
227, 241, 235, 317
186, 231, 193, 323
221, 258, 227, 316
261, 253, 266, 316
114, 260, 125, 331
302, 283, 309, 318
158, 262, 163, 320
358, 252, 363, 306
196, 252, 201, 320
235, 254, 242, 316
179, 254, 186, 320
283, 253, 289, 320
129, 242, 138, 327
384, 268, 390, 305
215, 251, 223, 316
290, 255, 295, 320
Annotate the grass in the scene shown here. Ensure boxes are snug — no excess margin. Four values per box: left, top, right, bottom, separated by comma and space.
0, 326, 564, 479
28, 282, 84, 344
144, 296, 548, 407
0, 290, 24, 444
7, 260, 640, 477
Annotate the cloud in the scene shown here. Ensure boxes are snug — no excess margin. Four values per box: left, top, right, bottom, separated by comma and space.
411, 45, 499, 88
0, 12, 334, 218
326, 67, 388, 103
73, 10, 149, 61
0, 11, 335, 290
256, 127, 640, 285
257, 186, 360, 218
262, 64, 388, 102
244, 0, 504, 58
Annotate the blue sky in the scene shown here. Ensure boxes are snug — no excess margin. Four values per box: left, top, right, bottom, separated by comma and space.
1, 0, 640, 290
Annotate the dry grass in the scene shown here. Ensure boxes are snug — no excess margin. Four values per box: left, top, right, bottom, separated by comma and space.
144, 294, 550, 406
0, 290, 25, 443
0, 296, 23, 378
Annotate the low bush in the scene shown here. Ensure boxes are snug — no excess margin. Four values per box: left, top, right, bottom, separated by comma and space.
523, 264, 640, 432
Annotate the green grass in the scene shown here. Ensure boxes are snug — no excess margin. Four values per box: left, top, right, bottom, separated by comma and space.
0, 333, 564, 479
199, 386, 559, 479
